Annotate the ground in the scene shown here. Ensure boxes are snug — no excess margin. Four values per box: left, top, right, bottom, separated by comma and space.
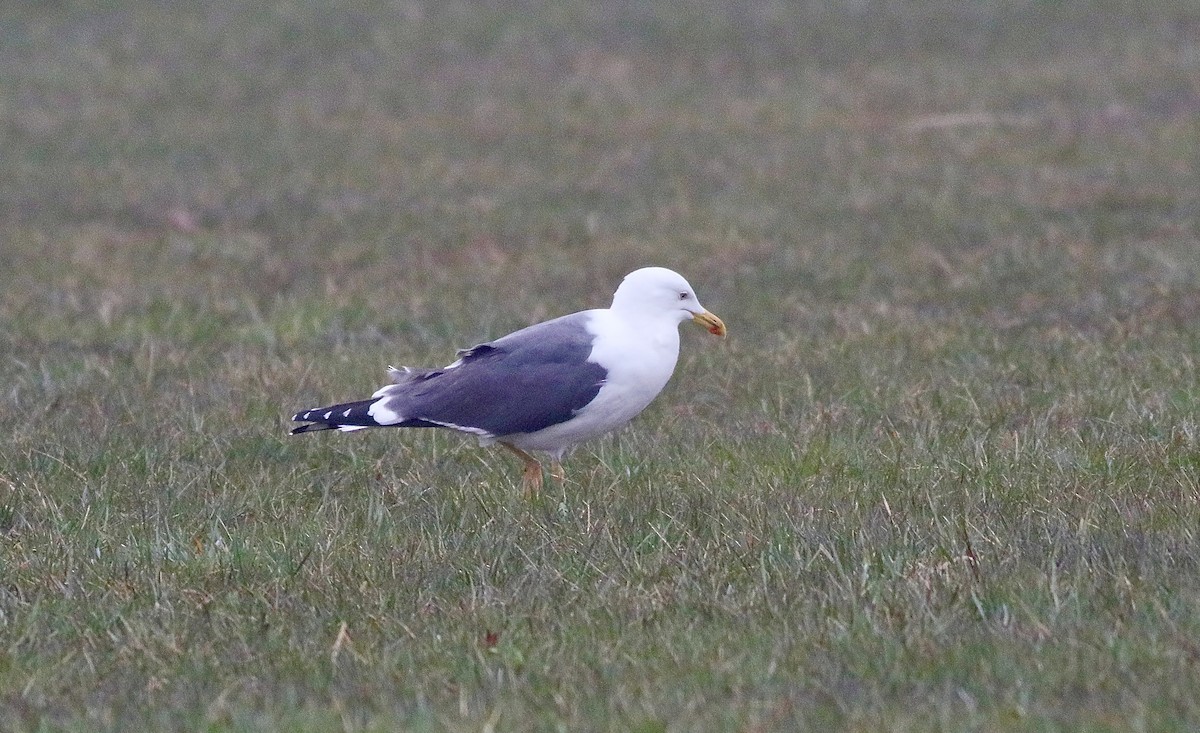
2, 1, 1200, 730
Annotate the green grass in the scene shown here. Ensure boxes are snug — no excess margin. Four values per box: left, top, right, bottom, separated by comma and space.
3, 1, 1200, 730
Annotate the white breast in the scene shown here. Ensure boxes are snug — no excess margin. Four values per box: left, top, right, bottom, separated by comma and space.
503, 308, 681, 456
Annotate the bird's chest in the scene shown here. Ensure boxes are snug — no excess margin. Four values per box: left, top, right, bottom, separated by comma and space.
608, 333, 675, 386
587, 330, 677, 415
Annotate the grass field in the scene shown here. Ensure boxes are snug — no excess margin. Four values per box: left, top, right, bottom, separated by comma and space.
3, 1, 1200, 730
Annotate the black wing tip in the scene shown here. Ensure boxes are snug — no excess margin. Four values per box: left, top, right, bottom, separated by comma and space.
290, 401, 384, 434
291, 408, 332, 435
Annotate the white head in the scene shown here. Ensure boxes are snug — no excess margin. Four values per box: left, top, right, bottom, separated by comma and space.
610, 267, 727, 336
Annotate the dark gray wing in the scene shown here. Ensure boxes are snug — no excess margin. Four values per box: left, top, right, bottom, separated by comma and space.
373, 312, 607, 437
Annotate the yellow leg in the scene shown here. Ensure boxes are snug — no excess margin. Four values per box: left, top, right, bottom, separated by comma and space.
500, 442, 543, 498
549, 460, 566, 484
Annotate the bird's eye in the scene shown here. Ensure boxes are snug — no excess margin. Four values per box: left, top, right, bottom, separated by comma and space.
678, 291, 689, 300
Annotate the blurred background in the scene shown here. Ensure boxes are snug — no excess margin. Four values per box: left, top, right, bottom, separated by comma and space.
4, 0, 1198, 353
